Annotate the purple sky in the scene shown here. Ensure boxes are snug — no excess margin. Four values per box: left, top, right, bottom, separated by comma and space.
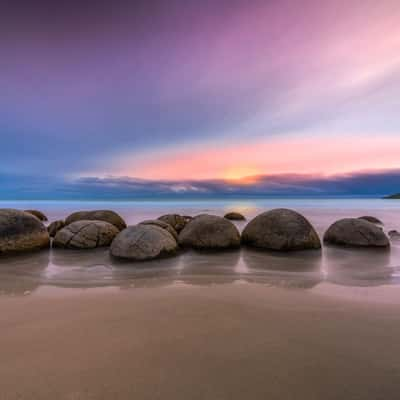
1, 0, 400, 197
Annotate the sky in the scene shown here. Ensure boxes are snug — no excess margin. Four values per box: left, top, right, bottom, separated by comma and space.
1, 0, 400, 198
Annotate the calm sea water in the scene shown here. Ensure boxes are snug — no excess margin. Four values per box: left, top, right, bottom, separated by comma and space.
0, 198, 400, 295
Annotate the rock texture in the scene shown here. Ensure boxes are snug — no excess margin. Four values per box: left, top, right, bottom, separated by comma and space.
110, 225, 178, 260
0, 209, 50, 254
242, 208, 321, 251
47, 220, 65, 237
139, 220, 178, 240
178, 214, 241, 250
158, 214, 188, 232
224, 212, 246, 221
54, 220, 119, 249
65, 210, 126, 231
358, 216, 383, 225
388, 230, 400, 240
24, 209, 48, 221
324, 218, 390, 248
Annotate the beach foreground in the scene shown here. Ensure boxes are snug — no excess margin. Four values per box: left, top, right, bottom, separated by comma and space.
1, 283, 399, 400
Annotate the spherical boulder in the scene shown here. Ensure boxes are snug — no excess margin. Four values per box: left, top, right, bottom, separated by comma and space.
178, 214, 241, 250
54, 220, 119, 249
242, 208, 321, 251
224, 212, 246, 221
65, 210, 126, 231
358, 216, 383, 225
0, 209, 50, 254
139, 219, 178, 240
47, 220, 65, 237
24, 209, 48, 221
110, 225, 178, 261
324, 218, 390, 248
158, 214, 188, 232
389, 230, 400, 240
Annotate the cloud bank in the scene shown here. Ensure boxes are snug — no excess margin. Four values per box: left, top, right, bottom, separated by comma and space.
1, 169, 399, 200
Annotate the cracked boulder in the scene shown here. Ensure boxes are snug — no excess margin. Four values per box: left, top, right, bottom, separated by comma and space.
139, 219, 178, 240
110, 225, 178, 261
0, 209, 50, 254
324, 218, 390, 248
242, 209, 321, 251
47, 220, 65, 237
157, 214, 188, 232
54, 220, 119, 249
65, 210, 127, 231
178, 214, 241, 250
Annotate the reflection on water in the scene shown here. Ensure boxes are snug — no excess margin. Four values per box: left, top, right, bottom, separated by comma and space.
0, 198, 400, 295
0, 244, 399, 295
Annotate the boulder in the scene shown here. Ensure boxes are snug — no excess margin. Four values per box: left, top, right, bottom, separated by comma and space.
358, 216, 383, 225
324, 218, 390, 248
24, 209, 48, 221
224, 212, 246, 221
54, 220, 119, 249
0, 209, 50, 254
158, 214, 188, 232
178, 214, 241, 250
65, 210, 126, 231
110, 225, 178, 261
242, 208, 321, 251
388, 230, 400, 240
47, 220, 65, 237
139, 219, 178, 240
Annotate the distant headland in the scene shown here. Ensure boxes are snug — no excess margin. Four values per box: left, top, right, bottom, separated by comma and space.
384, 193, 400, 199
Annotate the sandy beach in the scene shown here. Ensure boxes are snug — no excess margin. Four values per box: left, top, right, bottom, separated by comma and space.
1, 283, 400, 400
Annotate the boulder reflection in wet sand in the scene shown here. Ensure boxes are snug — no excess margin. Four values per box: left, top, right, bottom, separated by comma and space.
0, 250, 49, 295
241, 248, 323, 289
179, 249, 240, 285
323, 247, 393, 287
110, 255, 182, 289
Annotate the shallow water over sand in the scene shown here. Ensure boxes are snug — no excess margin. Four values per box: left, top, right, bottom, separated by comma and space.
1, 199, 400, 297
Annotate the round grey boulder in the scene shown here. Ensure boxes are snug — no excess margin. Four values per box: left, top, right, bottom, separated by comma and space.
47, 220, 65, 237
358, 216, 383, 225
242, 208, 321, 251
54, 220, 119, 249
110, 225, 178, 261
0, 209, 50, 254
139, 219, 178, 240
389, 230, 400, 240
65, 210, 126, 231
158, 214, 188, 232
24, 209, 48, 221
178, 214, 241, 250
224, 212, 246, 221
324, 218, 390, 248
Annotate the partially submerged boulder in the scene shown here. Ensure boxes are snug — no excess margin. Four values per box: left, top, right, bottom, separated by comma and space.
65, 210, 126, 231
178, 214, 241, 250
358, 216, 383, 225
224, 212, 246, 221
0, 209, 50, 254
47, 220, 65, 237
24, 209, 48, 221
242, 208, 321, 251
54, 220, 119, 249
388, 230, 400, 240
110, 225, 178, 261
324, 218, 390, 248
139, 219, 178, 240
158, 214, 188, 232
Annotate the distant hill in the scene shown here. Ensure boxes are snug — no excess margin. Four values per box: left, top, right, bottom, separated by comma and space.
384, 193, 400, 199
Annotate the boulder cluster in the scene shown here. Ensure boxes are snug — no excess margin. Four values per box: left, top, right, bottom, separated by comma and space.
0, 208, 392, 261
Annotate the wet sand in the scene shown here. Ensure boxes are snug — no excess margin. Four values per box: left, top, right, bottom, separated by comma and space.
1, 283, 400, 400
